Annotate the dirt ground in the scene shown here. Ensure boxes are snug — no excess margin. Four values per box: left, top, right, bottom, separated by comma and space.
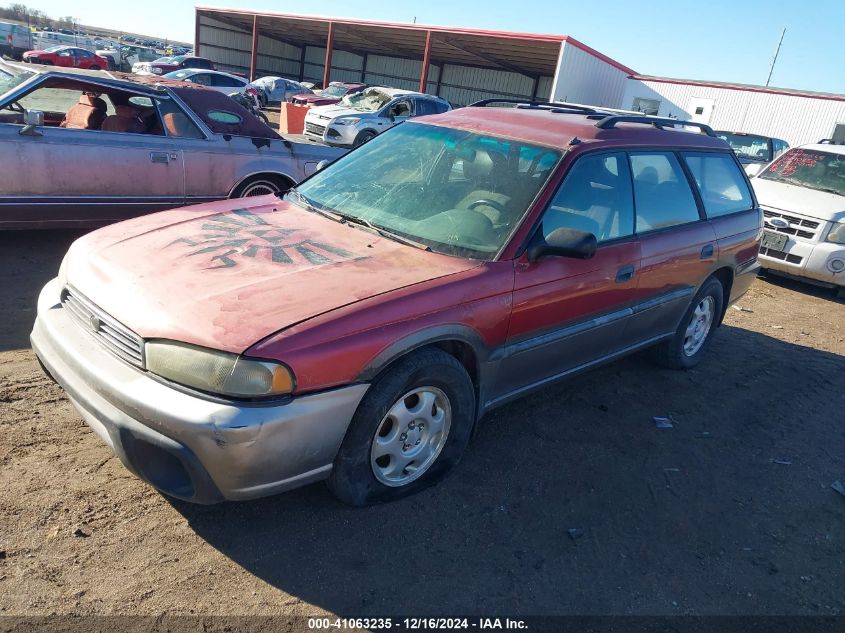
0, 229, 843, 618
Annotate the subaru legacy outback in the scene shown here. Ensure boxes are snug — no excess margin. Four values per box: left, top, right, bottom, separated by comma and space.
32, 101, 761, 506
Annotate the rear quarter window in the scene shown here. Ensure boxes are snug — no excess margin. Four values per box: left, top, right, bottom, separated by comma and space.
683, 152, 753, 217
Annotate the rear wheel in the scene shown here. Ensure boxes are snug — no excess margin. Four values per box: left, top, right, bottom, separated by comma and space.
327, 348, 475, 506
650, 277, 724, 369
231, 174, 292, 198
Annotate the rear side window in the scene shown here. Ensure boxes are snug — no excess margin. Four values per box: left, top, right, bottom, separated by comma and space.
629, 152, 700, 232
683, 152, 753, 218
541, 152, 634, 243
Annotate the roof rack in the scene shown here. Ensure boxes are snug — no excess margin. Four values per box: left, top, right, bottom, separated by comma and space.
469, 98, 600, 115
595, 115, 716, 137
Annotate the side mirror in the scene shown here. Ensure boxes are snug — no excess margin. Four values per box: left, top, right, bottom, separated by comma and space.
315, 159, 330, 172
527, 227, 597, 261
20, 109, 44, 137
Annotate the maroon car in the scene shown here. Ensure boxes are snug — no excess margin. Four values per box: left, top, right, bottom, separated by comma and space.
32, 100, 761, 506
132, 55, 215, 76
291, 81, 367, 107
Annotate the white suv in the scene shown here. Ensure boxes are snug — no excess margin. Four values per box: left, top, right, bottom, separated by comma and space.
304, 86, 451, 147
753, 143, 845, 298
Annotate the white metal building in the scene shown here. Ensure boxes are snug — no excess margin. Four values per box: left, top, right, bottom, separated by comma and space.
620, 76, 845, 148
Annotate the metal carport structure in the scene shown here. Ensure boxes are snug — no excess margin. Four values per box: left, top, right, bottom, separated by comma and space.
194, 7, 632, 106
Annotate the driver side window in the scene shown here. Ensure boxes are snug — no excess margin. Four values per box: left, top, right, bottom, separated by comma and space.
389, 100, 412, 118
541, 152, 634, 243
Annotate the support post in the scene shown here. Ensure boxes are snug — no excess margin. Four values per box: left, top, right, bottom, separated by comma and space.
322, 22, 334, 89
419, 30, 432, 93
194, 11, 201, 57
249, 14, 259, 81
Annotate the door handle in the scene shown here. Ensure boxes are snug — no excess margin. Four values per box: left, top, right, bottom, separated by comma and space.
700, 244, 715, 259
616, 265, 636, 283
150, 151, 170, 164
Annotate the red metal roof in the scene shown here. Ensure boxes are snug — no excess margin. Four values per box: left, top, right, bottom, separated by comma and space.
195, 6, 635, 76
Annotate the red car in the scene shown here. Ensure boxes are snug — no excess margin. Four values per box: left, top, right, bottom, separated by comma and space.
22, 46, 110, 71
291, 81, 367, 107
32, 101, 761, 506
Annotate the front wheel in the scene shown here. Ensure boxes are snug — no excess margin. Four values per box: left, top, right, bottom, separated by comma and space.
353, 129, 377, 147
327, 348, 476, 506
649, 277, 724, 369
231, 174, 291, 198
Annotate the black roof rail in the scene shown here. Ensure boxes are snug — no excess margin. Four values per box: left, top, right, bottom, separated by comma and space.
595, 115, 717, 137
469, 98, 600, 115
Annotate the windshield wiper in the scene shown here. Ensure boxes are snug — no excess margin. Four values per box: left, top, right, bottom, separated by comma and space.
286, 190, 430, 250
338, 214, 431, 251
285, 189, 346, 222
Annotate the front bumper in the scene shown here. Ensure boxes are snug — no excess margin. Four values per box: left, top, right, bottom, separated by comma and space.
303, 119, 357, 147
759, 238, 845, 288
31, 278, 369, 503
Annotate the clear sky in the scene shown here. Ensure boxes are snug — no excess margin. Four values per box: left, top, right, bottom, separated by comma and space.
20, 0, 845, 94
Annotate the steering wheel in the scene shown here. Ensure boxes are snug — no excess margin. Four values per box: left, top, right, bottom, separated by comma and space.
468, 199, 507, 214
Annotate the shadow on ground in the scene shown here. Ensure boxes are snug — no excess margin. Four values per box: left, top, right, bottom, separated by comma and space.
169, 325, 845, 616
0, 230, 85, 352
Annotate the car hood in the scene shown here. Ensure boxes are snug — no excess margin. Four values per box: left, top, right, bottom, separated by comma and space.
752, 177, 845, 222
308, 104, 372, 120
63, 196, 480, 353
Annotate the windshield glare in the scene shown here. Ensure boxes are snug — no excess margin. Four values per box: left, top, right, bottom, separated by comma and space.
321, 84, 349, 98
760, 148, 845, 197
341, 90, 390, 112
0, 65, 35, 97
717, 132, 771, 161
291, 122, 561, 259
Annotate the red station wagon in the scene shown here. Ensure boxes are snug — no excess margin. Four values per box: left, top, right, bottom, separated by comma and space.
31, 101, 761, 506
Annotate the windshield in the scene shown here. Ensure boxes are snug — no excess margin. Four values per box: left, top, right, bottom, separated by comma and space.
759, 148, 845, 197
291, 122, 561, 259
0, 64, 35, 98
44, 46, 66, 53
321, 84, 349, 98
154, 56, 176, 64
716, 132, 771, 162
164, 70, 192, 79
340, 90, 391, 112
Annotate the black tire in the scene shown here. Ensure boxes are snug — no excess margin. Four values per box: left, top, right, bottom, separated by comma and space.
230, 174, 292, 198
835, 286, 845, 301
353, 130, 377, 147
327, 348, 476, 506
649, 277, 724, 370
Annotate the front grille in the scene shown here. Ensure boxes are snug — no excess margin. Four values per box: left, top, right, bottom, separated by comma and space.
61, 287, 145, 369
305, 122, 326, 136
762, 209, 820, 240
760, 247, 803, 265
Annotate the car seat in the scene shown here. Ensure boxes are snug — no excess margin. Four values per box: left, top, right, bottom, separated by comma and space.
60, 94, 107, 130
101, 105, 145, 133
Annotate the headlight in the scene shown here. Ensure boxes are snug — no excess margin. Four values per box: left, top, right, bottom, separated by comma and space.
827, 221, 845, 245
145, 340, 295, 398
333, 117, 360, 126
152, 67, 162, 74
